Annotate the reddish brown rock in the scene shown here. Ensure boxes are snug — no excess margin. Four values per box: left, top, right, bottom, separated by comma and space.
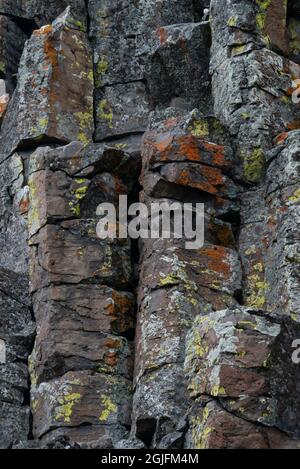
185, 307, 300, 441
0, 8, 94, 161
188, 400, 300, 449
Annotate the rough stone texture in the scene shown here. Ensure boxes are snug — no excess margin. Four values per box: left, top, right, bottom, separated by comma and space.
26, 142, 137, 447
0, 149, 30, 273
89, 0, 212, 141
0, 0, 87, 28
0, 14, 28, 93
0, 269, 34, 448
0, 8, 94, 161
0, 0, 300, 450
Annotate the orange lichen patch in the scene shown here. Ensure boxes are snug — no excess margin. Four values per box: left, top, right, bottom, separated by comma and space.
104, 292, 134, 335
145, 134, 203, 163
145, 132, 230, 170
104, 351, 118, 367
112, 291, 132, 314
104, 337, 121, 349
202, 141, 227, 167
286, 120, 300, 131
200, 245, 230, 278
44, 35, 59, 81
156, 27, 167, 44
33, 25, 53, 36
286, 87, 294, 97
105, 292, 130, 318
175, 168, 217, 194
275, 132, 289, 145
0, 93, 9, 118
177, 135, 202, 162
19, 195, 30, 215
40, 87, 49, 96
178, 37, 187, 51
200, 165, 225, 188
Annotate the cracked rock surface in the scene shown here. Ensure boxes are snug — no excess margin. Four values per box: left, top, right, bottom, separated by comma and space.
0, 0, 300, 449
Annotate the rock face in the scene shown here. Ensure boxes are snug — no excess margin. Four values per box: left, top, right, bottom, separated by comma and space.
0, 0, 299, 450
0, 269, 34, 448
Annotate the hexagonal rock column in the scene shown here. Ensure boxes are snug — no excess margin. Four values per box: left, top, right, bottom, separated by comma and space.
0, 269, 35, 448
264, 130, 300, 321
88, 0, 211, 142
184, 307, 300, 449
210, 0, 300, 185
0, 7, 94, 163
210, 0, 300, 320
131, 112, 243, 448
27, 142, 138, 447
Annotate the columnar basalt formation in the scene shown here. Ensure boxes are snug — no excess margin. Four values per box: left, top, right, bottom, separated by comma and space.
0, 0, 299, 449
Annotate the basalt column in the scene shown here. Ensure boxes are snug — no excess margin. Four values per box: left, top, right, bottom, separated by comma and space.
0, 0, 300, 450
19, 11, 137, 447
128, 2, 243, 447
182, 0, 300, 449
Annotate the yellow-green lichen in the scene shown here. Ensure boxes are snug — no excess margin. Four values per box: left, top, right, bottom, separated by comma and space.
31, 399, 38, 413
253, 262, 264, 272
262, 352, 272, 368
231, 44, 247, 56
281, 95, 290, 104
255, 0, 272, 45
39, 117, 49, 128
291, 312, 298, 322
238, 320, 257, 329
159, 273, 181, 286
242, 148, 265, 184
227, 16, 237, 27
192, 329, 208, 358
55, 393, 81, 423
245, 245, 257, 256
99, 395, 117, 422
98, 99, 113, 129
96, 57, 109, 87
69, 179, 89, 216
246, 274, 269, 308
210, 385, 226, 397
75, 111, 93, 146
191, 407, 214, 449
188, 119, 209, 137
28, 355, 38, 387
241, 112, 250, 120
289, 188, 300, 204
